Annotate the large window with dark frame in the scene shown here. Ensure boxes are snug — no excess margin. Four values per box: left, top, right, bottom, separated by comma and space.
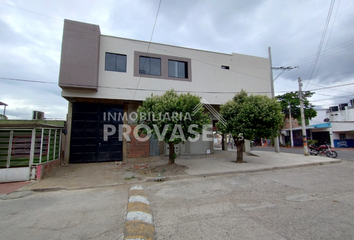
105, 52, 127, 72
168, 60, 188, 78
139, 56, 161, 76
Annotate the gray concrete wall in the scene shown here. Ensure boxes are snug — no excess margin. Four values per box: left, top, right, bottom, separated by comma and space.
164, 127, 213, 156
59, 19, 100, 91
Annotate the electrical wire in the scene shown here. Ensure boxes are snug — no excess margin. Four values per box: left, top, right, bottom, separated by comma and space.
0, 1, 62, 22
132, 0, 162, 100
313, 0, 341, 80
0, 76, 283, 94
305, 0, 335, 89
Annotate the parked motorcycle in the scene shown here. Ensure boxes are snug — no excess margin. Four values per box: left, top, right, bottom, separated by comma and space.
309, 143, 338, 158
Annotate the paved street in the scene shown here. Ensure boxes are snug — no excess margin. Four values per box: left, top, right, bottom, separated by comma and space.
253, 146, 354, 161
0, 185, 130, 240
144, 161, 354, 239
1, 160, 354, 239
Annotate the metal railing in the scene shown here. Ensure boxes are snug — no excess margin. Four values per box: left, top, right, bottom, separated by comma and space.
0, 128, 62, 168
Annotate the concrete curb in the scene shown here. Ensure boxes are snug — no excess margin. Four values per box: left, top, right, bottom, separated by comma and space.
145, 159, 342, 182
124, 185, 155, 240
18, 159, 342, 192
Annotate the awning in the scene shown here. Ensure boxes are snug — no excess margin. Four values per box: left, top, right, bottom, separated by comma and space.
282, 122, 331, 131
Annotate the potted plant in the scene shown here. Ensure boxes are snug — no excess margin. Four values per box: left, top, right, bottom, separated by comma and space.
286, 141, 291, 148
307, 139, 318, 146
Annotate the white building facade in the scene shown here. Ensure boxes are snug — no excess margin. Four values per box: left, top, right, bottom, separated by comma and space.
326, 103, 354, 148
58, 19, 272, 163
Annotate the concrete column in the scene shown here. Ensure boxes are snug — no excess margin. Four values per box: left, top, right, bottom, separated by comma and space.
244, 139, 250, 155
64, 102, 73, 163
122, 104, 128, 160
222, 134, 228, 151
329, 128, 334, 147
29, 129, 36, 165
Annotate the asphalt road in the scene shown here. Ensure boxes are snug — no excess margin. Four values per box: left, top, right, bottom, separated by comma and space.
0, 185, 130, 240
252, 146, 354, 161
1, 161, 354, 239
145, 161, 354, 239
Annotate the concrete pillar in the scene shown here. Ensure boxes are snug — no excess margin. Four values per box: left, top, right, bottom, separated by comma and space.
222, 134, 228, 151
64, 102, 72, 163
329, 128, 334, 147
244, 139, 250, 155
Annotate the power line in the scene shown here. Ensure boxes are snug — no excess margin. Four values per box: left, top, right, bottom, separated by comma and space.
0, 77, 57, 84
0, 76, 285, 94
3, 76, 353, 95
305, 0, 335, 89
307, 82, 354, 91
313, 0, 341, 80
1, 0, 276, 85
132, 0, 162, 100
284, 38, 354, 68
0, 1, 62, 22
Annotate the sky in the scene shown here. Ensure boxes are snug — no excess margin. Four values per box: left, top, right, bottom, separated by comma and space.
0, 0, 353, 124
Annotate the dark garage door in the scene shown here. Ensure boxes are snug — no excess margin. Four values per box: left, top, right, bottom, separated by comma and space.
312, 132, 330, 145
70, 102, 123, 163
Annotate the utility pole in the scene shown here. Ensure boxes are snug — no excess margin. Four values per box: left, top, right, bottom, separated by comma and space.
268, 47, 299, 152
268, 47, 280, 153
288, 101, 294, 148
298, 77, 309, 156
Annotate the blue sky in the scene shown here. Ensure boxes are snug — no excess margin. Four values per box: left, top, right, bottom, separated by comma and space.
1, 0, 353, 124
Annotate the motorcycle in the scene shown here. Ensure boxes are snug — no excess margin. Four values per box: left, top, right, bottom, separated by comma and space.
309, 143, 338, 158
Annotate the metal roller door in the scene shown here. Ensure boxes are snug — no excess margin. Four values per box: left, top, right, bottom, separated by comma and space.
70, 102, 123, 163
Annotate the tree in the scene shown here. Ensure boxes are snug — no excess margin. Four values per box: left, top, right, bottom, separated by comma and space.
136, 90, 210, 164
276, 91, 317, 125
217, 90, 284, 163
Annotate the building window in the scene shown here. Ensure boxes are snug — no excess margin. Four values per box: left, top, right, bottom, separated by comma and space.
134, 51, 191, 81
139, 56, 161, 76
168, 60, 188, 78
105, 53, 127, 72
221, 65, 230, 70
340, 133, 346, 141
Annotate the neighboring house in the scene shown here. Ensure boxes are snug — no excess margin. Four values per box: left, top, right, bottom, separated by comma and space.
0, 120, 65, 182
0, 101, 7, 120
281, 101, 354, 148
326, 103, 354, 147
280, 117, 300, 146
58, 19, 272, 164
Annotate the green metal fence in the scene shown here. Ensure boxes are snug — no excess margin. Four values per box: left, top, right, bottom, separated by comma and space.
0, 128, 62, 168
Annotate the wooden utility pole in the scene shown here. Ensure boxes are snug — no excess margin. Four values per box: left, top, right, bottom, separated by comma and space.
298, 77, 309, 156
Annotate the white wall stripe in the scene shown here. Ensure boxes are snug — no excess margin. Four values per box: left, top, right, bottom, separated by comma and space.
130, 185, 144, 190
126, 211, 153, 224
125, 238, 147, 240
129, 195, 150, 205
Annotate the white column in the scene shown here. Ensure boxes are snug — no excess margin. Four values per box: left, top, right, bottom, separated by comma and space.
29, 129, 36, 166
329, 128, 334, 147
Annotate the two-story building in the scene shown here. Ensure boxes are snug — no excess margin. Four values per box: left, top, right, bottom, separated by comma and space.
58, 19, 273, 163
281, 102, 354, 148
325, 102, 354, 147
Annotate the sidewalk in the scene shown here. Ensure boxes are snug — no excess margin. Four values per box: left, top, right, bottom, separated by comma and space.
0, 181, 31, 194
177, 149, 341, 177
1, 150, 342, 194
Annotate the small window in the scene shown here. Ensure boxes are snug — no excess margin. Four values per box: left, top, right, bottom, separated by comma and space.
340, 133, 346, 141
105, 53, 127, 72
168, 60, 188, 78
139, 56, 161, 76
221, 65, 230, 70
